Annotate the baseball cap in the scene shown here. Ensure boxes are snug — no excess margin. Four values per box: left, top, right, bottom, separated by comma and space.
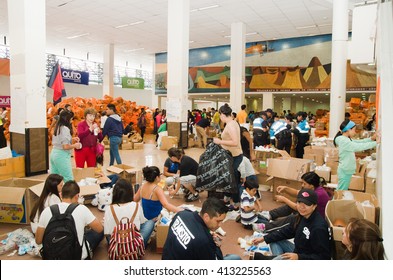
297, 189, 318, 206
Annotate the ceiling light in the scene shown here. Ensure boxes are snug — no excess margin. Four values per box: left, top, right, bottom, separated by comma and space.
224, 35, 231, 38
296, 25, 317, 30
245, 32, 258, 36
124, 47, 145, 53
191, 4, 220, 12
115, 21, 145, 29
325, 93, 329, 95
189, 40, 195, 44
67, 33, 89, 39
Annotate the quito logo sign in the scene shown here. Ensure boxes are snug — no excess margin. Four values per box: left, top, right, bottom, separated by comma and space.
61, 68, 89, 85
122, 77, 145, 89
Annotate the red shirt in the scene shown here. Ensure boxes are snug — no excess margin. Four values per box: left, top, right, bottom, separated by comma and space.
77, 120, 103, 147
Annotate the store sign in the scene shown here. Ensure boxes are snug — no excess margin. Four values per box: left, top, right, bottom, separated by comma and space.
122, 77, 145, 89
0, 96, 10, 107
61, 68, 89, 85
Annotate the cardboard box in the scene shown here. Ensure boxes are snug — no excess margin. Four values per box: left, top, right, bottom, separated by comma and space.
0, 156, 25, 180
303, 154, 324, 166
121, 142, 134, 150
254, 150, 281, 161
267, 151, 312, 181
315, 166, 331, 182
270, 177, 303, 202
133, 142, 144, 150
334, 190, 380, 225
365, 177, 376, 195
0, 178, 44, 224
325, 199, 365, 241
72, 168, 104, 203
156, 222, 170, 253
106, 164, 142, 185
349, 162, 366, 191
159, 136, 178, 150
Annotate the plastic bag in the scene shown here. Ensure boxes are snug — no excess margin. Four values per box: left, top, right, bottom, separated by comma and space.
195, 142, 237, 193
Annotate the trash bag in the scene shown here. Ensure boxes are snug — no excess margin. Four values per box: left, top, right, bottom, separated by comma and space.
195, 142, 237, 193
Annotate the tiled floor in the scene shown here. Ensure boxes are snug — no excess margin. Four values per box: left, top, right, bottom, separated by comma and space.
0, 135, 282, 260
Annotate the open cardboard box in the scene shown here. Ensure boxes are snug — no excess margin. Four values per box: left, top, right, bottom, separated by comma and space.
334, 190, 380, 225
325, 199, 365, 241
0, 156, 25, 180
72, 168, 108, 202
0, 178, 44, 224
266, 150, 312, 181
106, 164, 142, 185
156, 221, 170, 253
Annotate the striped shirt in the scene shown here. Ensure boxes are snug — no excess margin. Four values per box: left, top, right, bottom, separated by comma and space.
240, 190, 258, 225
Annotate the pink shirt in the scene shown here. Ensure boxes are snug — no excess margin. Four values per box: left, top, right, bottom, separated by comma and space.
77, 120, 103, 147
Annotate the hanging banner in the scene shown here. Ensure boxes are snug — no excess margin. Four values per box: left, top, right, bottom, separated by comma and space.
61, 68, 89, 85
122, 77, 145, 89
0, 96, 11, 107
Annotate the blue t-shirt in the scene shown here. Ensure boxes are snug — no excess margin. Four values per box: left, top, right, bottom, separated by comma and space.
164, 158, 179, 174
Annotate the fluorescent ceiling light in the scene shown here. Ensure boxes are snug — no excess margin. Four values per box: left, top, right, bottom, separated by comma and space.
67, 33, 89, 39
189, 40, 195, 43
124, 47, 145, 53
115, 21, 145, 29
296, 25, 317, 30
246, 32, 258, 36
191, 4, 220, 12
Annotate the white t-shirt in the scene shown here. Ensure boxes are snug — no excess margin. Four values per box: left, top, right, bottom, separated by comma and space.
31, 194, 61, 234
103, 202, 147, 235
238, 157, 255, 179
38, 202, 97, 259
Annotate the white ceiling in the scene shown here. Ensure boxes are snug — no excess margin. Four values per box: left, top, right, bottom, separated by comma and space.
0, 0, 365, 68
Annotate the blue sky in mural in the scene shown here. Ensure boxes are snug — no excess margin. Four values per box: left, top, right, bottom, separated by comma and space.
156, 34, 333, 66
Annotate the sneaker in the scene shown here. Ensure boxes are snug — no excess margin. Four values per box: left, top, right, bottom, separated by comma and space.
260, 211, 271, 221
252, 223, 266, 233
235, 215, 241, 223
185, 192, 199, 202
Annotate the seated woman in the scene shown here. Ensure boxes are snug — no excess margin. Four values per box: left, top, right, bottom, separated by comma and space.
30, 174, 64, 234
342, 218, 385, 260
256, 172, 330, 232
104, 178, 155, 248
134, 166, 182, 221
251, 189, 331, 260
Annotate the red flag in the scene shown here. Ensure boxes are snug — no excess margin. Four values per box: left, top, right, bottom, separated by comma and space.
47, 61, 66, 105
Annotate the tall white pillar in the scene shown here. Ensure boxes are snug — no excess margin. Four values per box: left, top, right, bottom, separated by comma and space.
151, 56, 159, 109
329, 0, 349, 138
166, 0, 189, 122
230, 22, 245, 113
262, 92, 274, 110
103, 43, 114, 97
8, 0, 47, 133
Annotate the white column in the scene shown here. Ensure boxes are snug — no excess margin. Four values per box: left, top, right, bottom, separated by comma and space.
103, 43, 114, 97
329, 0, 349, 138
8, 0, 46, 133
282, 97, 292, 114
296, 99, 304, 113
377, 0, 393, 259
262, 92, 274, 110
166, 0, 189, 122
151, 56, 159, 109
230, 22, 245, 113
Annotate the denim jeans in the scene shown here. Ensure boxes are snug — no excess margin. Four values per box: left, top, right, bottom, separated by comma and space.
269, 240, 295, 256
85, 229, 104, 258
223, 254, 242, 260
109, 136, 122, 165
140, 220, 156, 247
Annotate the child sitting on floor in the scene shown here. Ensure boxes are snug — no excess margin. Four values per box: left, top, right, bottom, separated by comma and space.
240, 179, 267, 230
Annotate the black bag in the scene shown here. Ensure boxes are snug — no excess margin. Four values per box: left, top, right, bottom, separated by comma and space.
41, 204, 82, 260
195, 142, 237, 193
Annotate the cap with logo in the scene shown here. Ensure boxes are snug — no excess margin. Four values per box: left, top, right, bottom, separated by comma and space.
297, 189, 318, 206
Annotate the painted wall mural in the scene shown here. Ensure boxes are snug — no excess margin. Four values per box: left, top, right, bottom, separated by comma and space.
155, 34, 376, 94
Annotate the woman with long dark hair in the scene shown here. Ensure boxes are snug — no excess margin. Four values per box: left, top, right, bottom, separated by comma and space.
104, 178, 155, 247
50, 110, 81, 182
334, 119, 379, 190
30, 174, 64, 234
342, 218, 385, 260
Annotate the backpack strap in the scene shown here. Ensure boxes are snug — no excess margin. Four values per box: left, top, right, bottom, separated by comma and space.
65, 203, 79, 215
110, 205, 120, 225
130, 204, 139, 224
49, 204, 60, 217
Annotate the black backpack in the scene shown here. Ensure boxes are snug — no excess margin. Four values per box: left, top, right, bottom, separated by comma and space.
41, 203, 82, 260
